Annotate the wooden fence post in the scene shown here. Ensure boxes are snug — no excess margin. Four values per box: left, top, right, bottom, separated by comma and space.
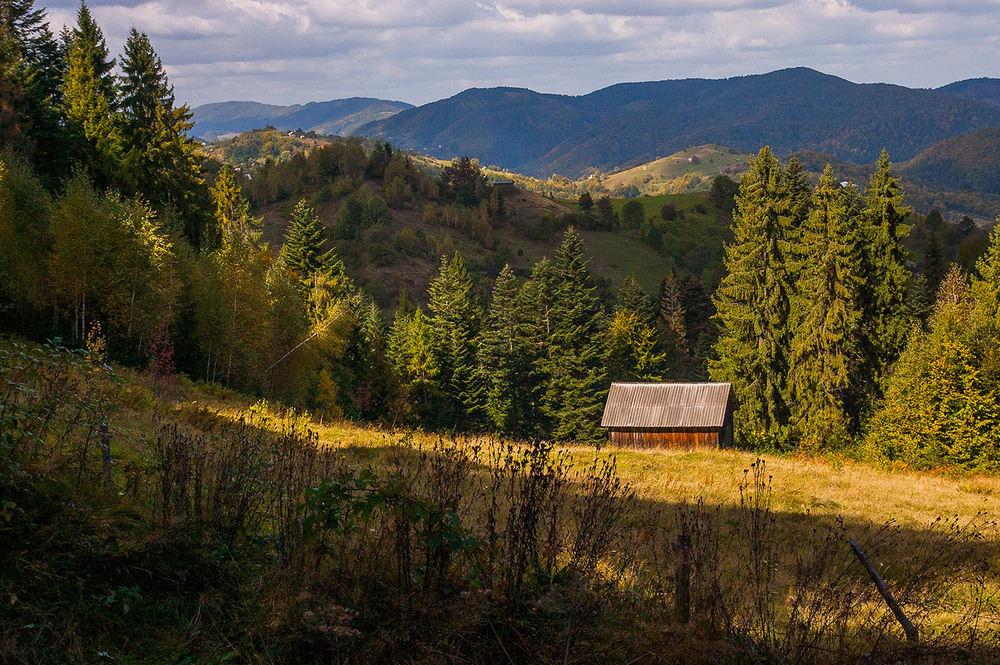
675, 533, 691, 624
849, 538, 919, 646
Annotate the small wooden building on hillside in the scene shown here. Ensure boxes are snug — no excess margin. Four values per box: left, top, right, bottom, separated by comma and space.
600, 382, 736, 450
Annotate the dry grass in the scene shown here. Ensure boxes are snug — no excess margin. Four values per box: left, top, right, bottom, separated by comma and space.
295, 416, 1000, 537
13, 356, 995, 663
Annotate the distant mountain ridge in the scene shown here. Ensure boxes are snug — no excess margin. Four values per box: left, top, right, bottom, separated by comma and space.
191, 97, 414, 141
355, 68, 1000, 178
935, 79, 1000, 108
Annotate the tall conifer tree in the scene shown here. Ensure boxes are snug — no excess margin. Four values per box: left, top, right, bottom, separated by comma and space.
62, 3, 119, 186
858, 149, 912, 403
118, 28, 209, 244
541, 228, 606, 442
69, 2, 113, 99
210, 165, 259, 246
789, 167, 862, 449
616, 274, 649, 319
0, 0, 64, 177
711, 146, 794, 443
478, 264, 531, 433
280, 199, 336, 285
515, 257, 558, 436
658, 270, 688, 377
427, 252, 483, 428
388, 307, 439, 418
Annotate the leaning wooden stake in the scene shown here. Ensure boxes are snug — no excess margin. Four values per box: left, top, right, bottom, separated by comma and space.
849, 538, 918, 645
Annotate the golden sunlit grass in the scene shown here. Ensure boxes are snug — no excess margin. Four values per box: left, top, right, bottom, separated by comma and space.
103, 368, 1000, 658
287, 410, 1000, 537
7, 332, 999, 662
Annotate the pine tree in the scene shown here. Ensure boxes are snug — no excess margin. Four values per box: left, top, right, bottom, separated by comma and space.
515, 256, 558, 436
541, 228, 606, 442
905, 273, 935, 326
606, 309, 664, 382
61, 3, 120, 187
711, 146, 794, 444
388, 307, 439, 417
658, 270, 688, 377
865, 265, 1000, 471
858, 149, 912, 401
478, 264, 531, 433
922, 231, 946, 296
616, 274, 649, 318
69, 2, 114, 100
211, 165, 260, 246
193, 164, 275, 388
783, 158, 812, 226
0, 0, 65, 178
782, 156, 812, 278
334, 295, 394, 421
427, 252, 483, 428
680, 275, 715, 379
788, 166, 862, 449
118, 28, 209, 244
280, 199, 335, 283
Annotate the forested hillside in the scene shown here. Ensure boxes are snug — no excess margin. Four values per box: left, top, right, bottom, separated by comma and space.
936, 77, 1000, 108
901, 127, 1000, 195
358, 68, 1000, 178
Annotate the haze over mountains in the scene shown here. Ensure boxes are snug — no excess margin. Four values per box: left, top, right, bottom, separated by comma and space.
190, 98, 413, 142
194, 68, 1000, 180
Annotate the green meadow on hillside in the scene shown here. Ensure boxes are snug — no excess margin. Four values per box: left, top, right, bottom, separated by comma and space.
600, 144, 748, 195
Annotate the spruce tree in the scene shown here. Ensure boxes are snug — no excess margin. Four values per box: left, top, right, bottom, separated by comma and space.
540, 228, 606, 442
783, 158, 812, 226
658, 270, 688, 377
478, 264, 531, 433
515, 257, 558, 436
427, 252, 483, 428
922, 231, 946, 296
711, 146, 794, 444
62, 4, 120, 187
388, 307, 439, 417
789, 166, 862, 449
606, 309, 664, 382
858, 149, 912, 402
782, 156, 812, 277
616, 274, 649, 318
280, 199, 335, 284
211, 165, 260, 246
0, 0, 65, 178
681, 275, 715, 380
335, 296, 394, 421
118, 28, 209, 244
865, 263, 1000, 471
69, 2, 114, 100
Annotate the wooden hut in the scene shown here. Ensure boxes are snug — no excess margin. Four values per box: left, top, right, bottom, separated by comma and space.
600, 382, 736, 450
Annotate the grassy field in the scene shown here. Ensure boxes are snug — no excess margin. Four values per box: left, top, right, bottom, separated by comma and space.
4, 341, 999, 662
601, 145, 748, 195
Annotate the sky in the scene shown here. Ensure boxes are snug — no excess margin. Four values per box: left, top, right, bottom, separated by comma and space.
40, 0, 1000, 109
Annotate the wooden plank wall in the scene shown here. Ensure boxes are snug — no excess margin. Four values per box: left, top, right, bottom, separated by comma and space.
608, 429, 721, 450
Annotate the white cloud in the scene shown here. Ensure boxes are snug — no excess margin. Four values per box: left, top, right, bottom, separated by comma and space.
39, 0, 1000, 107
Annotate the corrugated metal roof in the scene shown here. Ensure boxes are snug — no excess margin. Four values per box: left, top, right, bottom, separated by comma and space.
600, 382, 733, 429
